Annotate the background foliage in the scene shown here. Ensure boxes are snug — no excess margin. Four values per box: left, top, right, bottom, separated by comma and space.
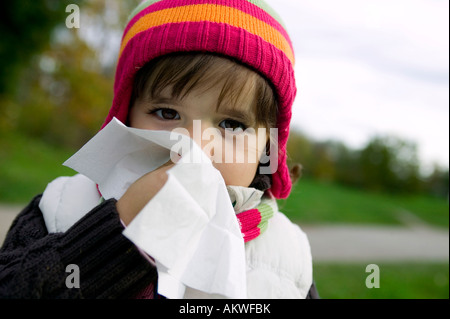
0, 0, 69, 95
287, 131, 449, 198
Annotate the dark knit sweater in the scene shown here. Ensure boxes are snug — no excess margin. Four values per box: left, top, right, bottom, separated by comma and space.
0, 195, 157, 299
0, 189, 320, 299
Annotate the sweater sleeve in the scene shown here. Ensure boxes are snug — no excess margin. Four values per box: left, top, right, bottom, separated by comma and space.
0, 195, 157, 299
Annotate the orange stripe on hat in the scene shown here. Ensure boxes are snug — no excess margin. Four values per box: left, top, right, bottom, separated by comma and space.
119, 4, 295, 64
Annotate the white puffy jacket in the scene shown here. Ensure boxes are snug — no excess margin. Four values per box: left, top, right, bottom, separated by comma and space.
39, 174, 313, 299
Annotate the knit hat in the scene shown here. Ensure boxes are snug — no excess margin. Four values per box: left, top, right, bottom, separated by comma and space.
103, 0, 297, 199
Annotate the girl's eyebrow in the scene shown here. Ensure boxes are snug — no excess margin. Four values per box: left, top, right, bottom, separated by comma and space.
219, 107, 254, 125
149, 96, 182, 106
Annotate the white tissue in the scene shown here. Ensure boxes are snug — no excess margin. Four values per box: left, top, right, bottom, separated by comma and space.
65, 118, 185, 200
63, 118, 247, 299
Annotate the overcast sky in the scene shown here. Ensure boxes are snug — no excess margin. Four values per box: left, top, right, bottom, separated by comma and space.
265, 0, 449, 170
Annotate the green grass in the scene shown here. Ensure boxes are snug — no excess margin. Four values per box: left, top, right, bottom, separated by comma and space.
0, 133, 77, 203
278, 178, 449, 228
313, 262, 449, 299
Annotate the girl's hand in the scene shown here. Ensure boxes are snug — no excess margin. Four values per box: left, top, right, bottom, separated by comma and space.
116, 161, 175, 225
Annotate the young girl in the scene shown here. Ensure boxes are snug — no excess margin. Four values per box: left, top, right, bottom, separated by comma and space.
0, 0, 318, 299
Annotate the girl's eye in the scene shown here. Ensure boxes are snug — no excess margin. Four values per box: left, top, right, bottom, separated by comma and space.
152, 108, 180, 120
219, 119, 247, 132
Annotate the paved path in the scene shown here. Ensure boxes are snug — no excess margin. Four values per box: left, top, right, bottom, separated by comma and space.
0, 204, 448, 262
301, 224, 448, 262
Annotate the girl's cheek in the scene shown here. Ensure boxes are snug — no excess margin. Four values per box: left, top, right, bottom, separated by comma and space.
213, 162, 258, 187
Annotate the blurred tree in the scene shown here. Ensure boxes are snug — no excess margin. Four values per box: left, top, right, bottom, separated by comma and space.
360, 137, 396, 192
288, 132, 356, 183
425, 165, 449, 198
311, 142, 336, 182
287, 131, 439, 197
0, 1, 75, 95
287, 130, 313, 173
326, 140, 362, 188
359, 136, 421, 193
13, 31, 113, 148
1, 0, 140, 147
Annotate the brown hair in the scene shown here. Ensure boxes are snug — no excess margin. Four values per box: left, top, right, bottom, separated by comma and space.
130, 53, 277, 129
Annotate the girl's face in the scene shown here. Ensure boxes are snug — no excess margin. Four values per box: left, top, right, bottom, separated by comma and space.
129, 83, 268, 188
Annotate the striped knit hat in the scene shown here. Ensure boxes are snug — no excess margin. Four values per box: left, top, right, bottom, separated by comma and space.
103, 0, 297, 199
